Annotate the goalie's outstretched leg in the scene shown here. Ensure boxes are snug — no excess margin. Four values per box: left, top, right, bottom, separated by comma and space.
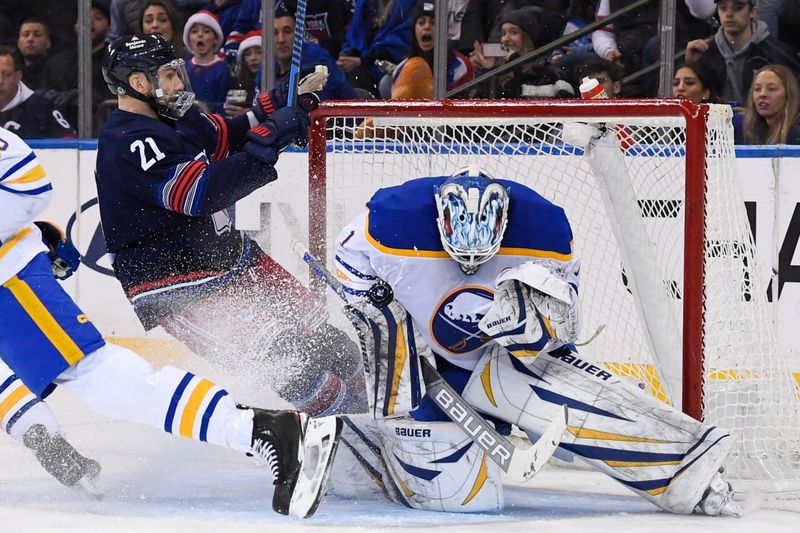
462, 344, 741, 516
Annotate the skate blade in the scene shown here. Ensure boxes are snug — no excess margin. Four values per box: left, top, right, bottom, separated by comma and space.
289, 415, 343, 518
77, 462, 103, 500
77, 474, 103, 500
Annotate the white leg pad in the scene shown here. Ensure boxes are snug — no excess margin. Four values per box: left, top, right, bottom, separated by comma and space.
378, 416, 503, 512
328, 414, 388, 499
330, 414, 503, 512
462, 345, 731, 514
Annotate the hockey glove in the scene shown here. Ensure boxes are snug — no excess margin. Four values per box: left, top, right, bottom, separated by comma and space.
252, 65, 327, 121
478, 279, 553, 357
244, 105, 311, 163
33, 221, 80, 280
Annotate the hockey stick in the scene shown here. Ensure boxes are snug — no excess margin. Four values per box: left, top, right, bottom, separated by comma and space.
291, 241, 569, 482
286, 0, 308, 107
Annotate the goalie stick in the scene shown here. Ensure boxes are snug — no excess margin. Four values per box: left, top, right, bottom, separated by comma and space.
291, 240, 569, 482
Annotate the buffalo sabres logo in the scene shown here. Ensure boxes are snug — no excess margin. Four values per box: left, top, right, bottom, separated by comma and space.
431, 286, 493, 354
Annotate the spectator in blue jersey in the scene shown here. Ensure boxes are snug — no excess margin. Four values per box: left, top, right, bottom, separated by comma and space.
141, 0, 185, 57
337, 0, 416, 98
223, 0, 352, 64
258, 3, 357, 102
217, 3, 358, 118
0, 47, 74, 138
96, 34, 366, 417
388, 0, 474, 99
182, 10, 231, 113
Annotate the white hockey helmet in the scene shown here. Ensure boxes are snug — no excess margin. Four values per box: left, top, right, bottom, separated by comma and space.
435, 167, 509, 274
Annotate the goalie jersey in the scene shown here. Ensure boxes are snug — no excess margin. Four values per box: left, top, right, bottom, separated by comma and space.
335, 176, 575, 371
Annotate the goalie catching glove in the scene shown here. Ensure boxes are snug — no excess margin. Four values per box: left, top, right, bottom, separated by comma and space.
33, 221, 80, 280
479, 261, 579, 355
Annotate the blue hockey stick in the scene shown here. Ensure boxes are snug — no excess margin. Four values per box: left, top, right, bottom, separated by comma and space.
286, 0, 308, 107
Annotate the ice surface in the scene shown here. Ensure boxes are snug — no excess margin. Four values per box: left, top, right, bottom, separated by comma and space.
2, 374, 798, 532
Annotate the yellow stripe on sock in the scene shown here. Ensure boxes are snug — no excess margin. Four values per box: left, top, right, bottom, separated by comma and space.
179, 378, 214, 438
0, 385, 30, 420
3, 275, 83, 365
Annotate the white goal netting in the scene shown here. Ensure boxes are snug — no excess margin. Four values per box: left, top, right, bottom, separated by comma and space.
309, 100, 800, 495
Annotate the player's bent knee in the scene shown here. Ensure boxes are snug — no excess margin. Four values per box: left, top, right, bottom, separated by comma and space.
377, 416, 503, 512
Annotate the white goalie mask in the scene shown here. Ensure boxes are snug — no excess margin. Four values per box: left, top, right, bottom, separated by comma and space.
435, 169, 509, 274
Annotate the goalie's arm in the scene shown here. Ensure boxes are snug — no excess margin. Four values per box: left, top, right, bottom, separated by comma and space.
334, 210, 381, 303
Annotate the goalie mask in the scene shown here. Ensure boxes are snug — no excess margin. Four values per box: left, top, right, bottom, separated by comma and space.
435, 169, 509, 274
103, 34, 195, 120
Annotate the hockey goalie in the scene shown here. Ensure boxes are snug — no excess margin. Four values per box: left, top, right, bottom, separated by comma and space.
328, 138, 741, 516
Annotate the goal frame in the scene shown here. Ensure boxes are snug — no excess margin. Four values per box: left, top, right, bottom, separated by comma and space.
308, 99, 709, 421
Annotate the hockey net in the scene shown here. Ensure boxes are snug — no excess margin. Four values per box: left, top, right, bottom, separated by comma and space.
307, 100, 800, 496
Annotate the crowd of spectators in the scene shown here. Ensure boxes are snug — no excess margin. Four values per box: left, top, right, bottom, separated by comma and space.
1, 0, 800, 145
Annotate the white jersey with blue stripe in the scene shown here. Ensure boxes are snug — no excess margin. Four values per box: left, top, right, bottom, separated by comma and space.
334, 176, 576, 372
0, 127, 51, 285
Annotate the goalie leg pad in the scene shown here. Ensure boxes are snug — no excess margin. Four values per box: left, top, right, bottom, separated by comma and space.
344, 299, 435, 419
376, 416, 503, 512
329, 414, 504, 512
462, 345, 731, 514
327, 414, 389, 499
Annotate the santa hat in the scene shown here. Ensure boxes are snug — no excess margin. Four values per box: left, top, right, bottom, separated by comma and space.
183, 10, 224, 53
237, 30, 262, 65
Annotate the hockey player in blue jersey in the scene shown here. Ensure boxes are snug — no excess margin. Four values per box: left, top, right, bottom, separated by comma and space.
331, 167, 742, 516
95, 34, 366, 417
0, 125, 341, 517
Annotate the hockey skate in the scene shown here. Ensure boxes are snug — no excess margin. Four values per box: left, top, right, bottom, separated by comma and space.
22, 424, 102, 497
695, 469, 742, 517
250, 409, 342, 518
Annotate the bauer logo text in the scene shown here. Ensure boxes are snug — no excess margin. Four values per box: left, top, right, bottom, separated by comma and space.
549, 350, 613, 381
395, 427, 431, 438
433, 389, 512, 468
